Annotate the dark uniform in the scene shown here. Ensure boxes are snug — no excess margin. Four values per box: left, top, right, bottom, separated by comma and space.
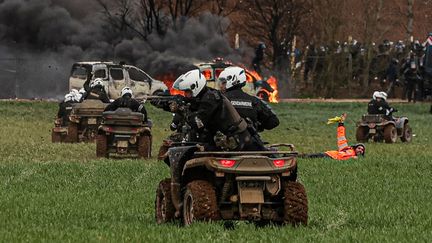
224, 87, 279, 132
189, 87, 264, 151
367, 99, 396, 120
83, 86, 110, 103
104, 95, 148, 122
252, 44, 265, 74
402, 55, 421, 102
57, 100, 76, 125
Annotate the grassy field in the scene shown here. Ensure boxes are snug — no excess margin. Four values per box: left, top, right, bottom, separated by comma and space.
0, 100, 431, 242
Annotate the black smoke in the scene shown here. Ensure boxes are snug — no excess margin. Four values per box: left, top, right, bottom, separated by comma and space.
0, 0, 247, 99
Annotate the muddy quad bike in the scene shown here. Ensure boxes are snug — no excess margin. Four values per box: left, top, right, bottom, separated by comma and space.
67, 99, 108, 142
52, 104, 76, 143
96, 108, 152, 158
356, 114, 412, 143
155, 143, 307, 226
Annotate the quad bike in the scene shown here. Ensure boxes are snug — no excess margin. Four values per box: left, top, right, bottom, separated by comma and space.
67, 99, 108, 142
356, 114, 412, 143
51, 104, 75, 143
155, 138, 306, 226
96, 108, 152, 158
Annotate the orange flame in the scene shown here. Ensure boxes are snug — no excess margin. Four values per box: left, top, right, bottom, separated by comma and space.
244, 70, 279, 103
155, 74, 184, 96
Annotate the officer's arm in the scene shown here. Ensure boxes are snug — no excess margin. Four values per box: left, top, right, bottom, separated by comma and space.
104, 100, 118, 111
194, 94, 219, 126
256, 99, 279, 131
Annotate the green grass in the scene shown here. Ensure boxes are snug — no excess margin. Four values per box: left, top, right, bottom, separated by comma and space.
1, 100, 432, 242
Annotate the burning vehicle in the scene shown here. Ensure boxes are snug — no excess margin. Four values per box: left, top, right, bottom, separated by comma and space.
69, 62, 168, 100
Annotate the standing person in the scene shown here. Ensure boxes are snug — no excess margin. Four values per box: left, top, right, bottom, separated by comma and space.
304, 113, 365, 160
82, 78, 110, 103
385, 58, 399, 98
104, 87, 148, 122
252, 43, 266, 75
402, 52, 421, 102
172, 69, 264, 151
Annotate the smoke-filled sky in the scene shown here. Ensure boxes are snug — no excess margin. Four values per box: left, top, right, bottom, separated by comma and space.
0, 0, 246, 98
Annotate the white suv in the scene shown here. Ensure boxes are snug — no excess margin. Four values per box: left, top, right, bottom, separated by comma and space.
69, 62, 168, 99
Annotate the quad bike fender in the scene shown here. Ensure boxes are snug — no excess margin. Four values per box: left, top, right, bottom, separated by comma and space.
98, 125, 148, 135
69, 115, 81, 123
52, 126, 68, 133
395, 117, 409, 130
168, 146, 200, 216
181, 157, 214, 176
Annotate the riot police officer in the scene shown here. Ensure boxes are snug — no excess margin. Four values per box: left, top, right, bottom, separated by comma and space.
173, 69, 264, 151
218, 66, 279, 132
83, 78, 110, 103
57, 90, 80, 125
104, 87, 148, 122
368, 91, 397, 120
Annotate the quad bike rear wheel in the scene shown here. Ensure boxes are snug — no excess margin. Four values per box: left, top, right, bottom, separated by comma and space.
355, 126, 369, 142
138, 135, 151, 158
51, 130, 62, 143
400, 124, 412, 142
183, 180, 219, 226
283, 181, 308, 226
155, 178, 176, 224
384, 124, 397, 143
67, 122, 79, 143
96, 134, 108, 158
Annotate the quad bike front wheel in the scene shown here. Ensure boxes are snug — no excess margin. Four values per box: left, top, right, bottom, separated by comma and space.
183, 180, 219, 226
384, 124, 397, 143
400, 124, 412, 142
283, 181, 308, 226
96, 134, 108, 158
138, 135, 151, 159
356, 126, 369, 142
67, 122, 79, 143
155, 178, 176, 224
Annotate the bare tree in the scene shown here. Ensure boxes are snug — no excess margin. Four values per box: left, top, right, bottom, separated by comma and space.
166, 0, 205, 28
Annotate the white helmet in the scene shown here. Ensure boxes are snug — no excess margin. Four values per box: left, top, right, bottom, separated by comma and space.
379, 91, 388, 101
218, 66, 247, 90
372, 91, 380, 100
70, 89, 79, 95
90, 78, 104, 88
173, 69, 206, 97
64, 93, 74, 102
121, 86, 133, 97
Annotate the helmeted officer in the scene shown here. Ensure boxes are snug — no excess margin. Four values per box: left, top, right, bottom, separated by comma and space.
172, 69, 264, 151
218, 66, 279, 132
83, 78, 110, 103
104, 87, 148, 122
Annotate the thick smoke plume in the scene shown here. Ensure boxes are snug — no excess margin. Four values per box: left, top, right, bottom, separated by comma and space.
0, 0, 245, 99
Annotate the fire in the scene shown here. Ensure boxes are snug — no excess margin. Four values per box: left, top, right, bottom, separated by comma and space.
155, 74, 184, 96
245, 70, 279, 103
